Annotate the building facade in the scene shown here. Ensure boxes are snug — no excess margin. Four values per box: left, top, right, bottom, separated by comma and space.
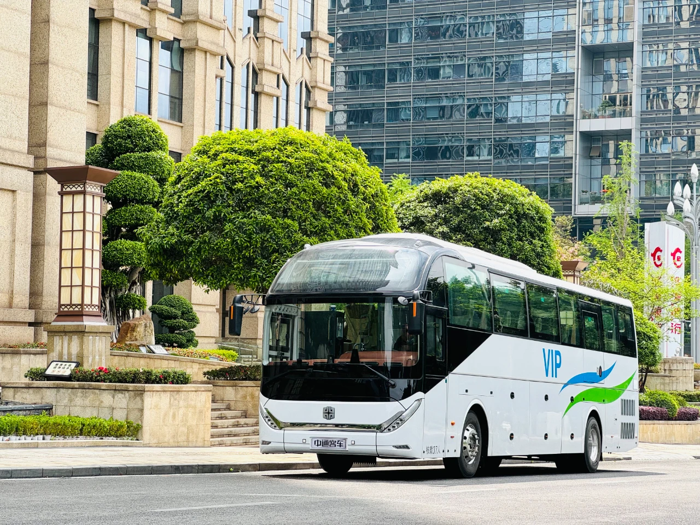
0, 0, 331, 346
327, 0, 700, 232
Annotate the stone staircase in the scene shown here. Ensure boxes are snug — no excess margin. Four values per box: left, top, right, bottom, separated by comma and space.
210, 401, 259, 446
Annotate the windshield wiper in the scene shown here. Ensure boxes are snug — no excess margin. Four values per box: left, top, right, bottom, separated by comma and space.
353, 363, 396, 388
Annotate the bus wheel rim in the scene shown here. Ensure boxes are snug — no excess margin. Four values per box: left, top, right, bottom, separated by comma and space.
588, 424, 599, 463
462, 424, 479, 465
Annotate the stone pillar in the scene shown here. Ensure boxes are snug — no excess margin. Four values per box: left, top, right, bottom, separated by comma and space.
46, 324, 113, 369
659, 357, 695, 392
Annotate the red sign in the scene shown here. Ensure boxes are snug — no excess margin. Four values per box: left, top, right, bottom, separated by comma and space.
671, 247, 683, 268
651, 246, 663, 268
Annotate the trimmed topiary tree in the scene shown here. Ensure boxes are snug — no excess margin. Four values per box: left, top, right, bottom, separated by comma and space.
149, 295, 200, 348
636, 312, 663, 392
393, 174, 562, 278
85, 116, 174, 333
141, 127, 399, 293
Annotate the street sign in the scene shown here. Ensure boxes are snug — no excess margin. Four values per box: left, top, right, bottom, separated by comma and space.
43, 360, 80, 380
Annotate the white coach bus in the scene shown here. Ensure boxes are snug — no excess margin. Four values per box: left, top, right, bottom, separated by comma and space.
229, 234, 639, 478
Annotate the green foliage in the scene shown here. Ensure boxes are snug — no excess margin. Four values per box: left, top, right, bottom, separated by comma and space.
0, 414, 141, 439
100, 115, 168, 163
114, 292, 147, 313
110, 151, 175, 185
101, 269, 129, 290
167, 348, 239, 362
85, 144, 109, 168
105, 204, 158, 232
672, 393, 688, 407
110, 343, 141, 352
103, 240, 146, 270
394, 174, 562, 278
671, 391, 700, 402
639, 389, 679, 418
636, 313, 663, 369
149, 295, 200, 349
5, 342, 46, 349
386, 173, 416, 205
141, 128, 399, 292
553, 215, 588, 261
104, 171, 161, 208
203, 365, 262, 381
25, 366, 191, 384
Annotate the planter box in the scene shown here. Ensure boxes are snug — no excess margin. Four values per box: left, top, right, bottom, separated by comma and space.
198, 380, 260, 418
640, 420, 700, 444
0, 348, 48, 383
1, 382, 212, 447
110, 351, 231, 382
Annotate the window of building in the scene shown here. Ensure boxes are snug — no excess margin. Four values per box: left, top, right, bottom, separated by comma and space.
87, 9, 99, 101
527, 284, 559, 342
244, 0, 260, 35
169, 151, 182, 162
158, 39, 183, 122
304, 84, 311, 131
215, 58, 223, 131
279, 77, 289, 127
86, 132, 98, 150
240, 63, 249, 128
294, 81, 311, 130
250, 67, 259, 129
275, 0, 289, 49
135, 29, 151, 115
491, 274, 527, 337
224, 58, 234, 131
445, 260, 492, 331
297, 0, 314, 55
294, 81, 301, 128
171, 0, 182, 18
224, 0, 233, 29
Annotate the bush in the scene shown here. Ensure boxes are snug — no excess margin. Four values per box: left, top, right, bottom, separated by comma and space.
25, 367, 191, 384
110, 343, 140, 353
203, 365, 262, 381
636, 314, 663, 391
101, 269, 129, 290
639, 406, 669, 420
669, 391, 700, 403
149, 295, 200, 349
103, 239, 147, 270
104, 171, 161, 207
167, 348, 239, 362
85, 144, 109, 168
695, 363, 700, 370
639, 390, 679, 418
675, 407, 700, 421
672, 394, 688, 407
114, 292, 147, 313
106, 204, 158, 231
100, 115, 168, 162
110, 151, 175, 185
0, 414, 141, 439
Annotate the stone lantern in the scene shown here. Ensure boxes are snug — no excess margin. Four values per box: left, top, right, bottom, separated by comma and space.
561, 260, 588, 285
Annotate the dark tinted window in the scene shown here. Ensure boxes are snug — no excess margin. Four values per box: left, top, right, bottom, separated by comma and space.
581, 307, 602, 351
445, 260, 492, 331
426, 258, 447, 307
492, 275, 527, 337
558, 291, 581, 347
527, 284, 559, 342
601, 304, 618, 354
425, 314, 446, 377
616, 306, 637, 357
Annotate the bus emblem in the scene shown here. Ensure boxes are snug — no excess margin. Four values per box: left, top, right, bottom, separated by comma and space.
323, 407, 335, 420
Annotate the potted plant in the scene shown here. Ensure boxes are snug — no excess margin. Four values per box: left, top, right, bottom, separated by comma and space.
598, 99, 614, 118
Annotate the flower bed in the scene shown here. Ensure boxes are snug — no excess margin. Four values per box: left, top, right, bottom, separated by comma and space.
4, 342, 46, 349
168, 348, 239, 362
203, 365, 261, 381
640, 405, 699, 421
24, 367, 191, 384
0, 414, 140, 439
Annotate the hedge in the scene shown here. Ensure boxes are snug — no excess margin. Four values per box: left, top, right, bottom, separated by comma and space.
103, 239, 147, 269
639, 406, 699, 421
104, 171, 161, 207
0, 414, 140, 438
106, 204, 158, 231
100, 115, 168, 161
203, 365, 262, 381
25, 367, 191, 384
639, 390, 679, 418
675, 407, 700, 421
168, 348, 239, 362
110, 151, 175, 185
670, 391, 700, 403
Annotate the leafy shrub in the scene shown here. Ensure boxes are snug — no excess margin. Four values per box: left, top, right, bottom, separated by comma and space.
106, 204, 158, 231
101, 269, 129, 290
110, 151, 175, 185
670, 391, 700, 403
103, 240, 147, 269
104, 171, 160, 207
675, 407, 700, 421
203, 365, 262, 381
100, 115, 168, 162
639, 390, 679, 418
5, 342, 46, 349
695, 363, 700, 370
168, 348, 239, 362
639, 406, 669, 420
672, 394, 688, 407
110, 343, 140, 353
0, 414, 140, 438
636, 314, 663, 391
85, 144, 109, 168
114, 292, 147, 313
25, 367, 191, 384
149, 295, 199, 349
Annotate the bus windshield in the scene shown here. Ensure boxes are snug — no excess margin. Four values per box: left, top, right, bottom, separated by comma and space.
263, 300, 419, 368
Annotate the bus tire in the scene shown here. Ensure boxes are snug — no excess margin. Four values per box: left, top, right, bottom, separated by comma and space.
556, 416, 601, 474
444, 412, 483, 478
477, 457, 502, 476
317, 454, 354, 477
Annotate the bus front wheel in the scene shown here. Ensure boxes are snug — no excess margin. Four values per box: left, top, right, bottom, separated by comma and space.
556, 416, 601, 473
443, 412, 483, 478
317, 454, 354, 477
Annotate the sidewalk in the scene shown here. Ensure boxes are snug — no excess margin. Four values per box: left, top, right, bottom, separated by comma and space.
0, 443, 698, 480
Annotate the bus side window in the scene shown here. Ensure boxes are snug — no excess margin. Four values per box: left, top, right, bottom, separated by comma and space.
527, 284, 559, 343
616, 306, 637, 358
445, 259, 492, 332
491, 275, 528, 337
601, 304, 618, 354
581, 309, 602, 352
427, 257, 447, 308
558, 291, 581, 347
425, 314, 446, 377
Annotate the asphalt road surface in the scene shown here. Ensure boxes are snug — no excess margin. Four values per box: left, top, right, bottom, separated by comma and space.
1, 460, 699, 524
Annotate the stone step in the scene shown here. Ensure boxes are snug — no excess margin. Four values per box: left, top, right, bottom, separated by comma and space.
211, 417, 258, 428
211, 435, 259, 446
211, 402, 230, 410
211, 426, 259, 437
211, 410, 246, 419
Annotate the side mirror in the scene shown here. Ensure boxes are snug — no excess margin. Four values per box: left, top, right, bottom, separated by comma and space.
407, 300, 425, 335
228, 295, 245, 336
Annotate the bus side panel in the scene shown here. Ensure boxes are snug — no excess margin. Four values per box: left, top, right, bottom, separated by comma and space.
444, 374, 495, 458
560, 385, 586, 454
528, 381, 562, 455
422, 379, 448, 457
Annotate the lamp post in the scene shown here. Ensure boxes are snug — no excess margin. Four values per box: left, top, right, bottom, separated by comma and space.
664, 163, 699, 362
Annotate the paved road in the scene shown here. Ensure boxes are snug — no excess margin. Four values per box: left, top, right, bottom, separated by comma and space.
1, 460, 699, 524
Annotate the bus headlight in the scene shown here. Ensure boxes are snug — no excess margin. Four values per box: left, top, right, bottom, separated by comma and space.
380, 399, 422, 433
260, 406, 281, 430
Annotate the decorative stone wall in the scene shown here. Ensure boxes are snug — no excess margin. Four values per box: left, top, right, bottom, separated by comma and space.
646, 357, 696, 392
110, 351, 231, 382
0, 348, 48, 383
1, 382, 212, 447
639, 420, 700, 445
201, 380, 260, 417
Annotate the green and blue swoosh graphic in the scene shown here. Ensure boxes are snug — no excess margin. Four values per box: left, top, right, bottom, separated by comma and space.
562, 371, 636, 417
559, 363, 616, 392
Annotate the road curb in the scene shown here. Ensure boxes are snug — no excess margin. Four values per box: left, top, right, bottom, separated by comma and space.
0, 456, 632, 480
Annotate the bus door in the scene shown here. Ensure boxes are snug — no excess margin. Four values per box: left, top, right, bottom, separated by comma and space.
579, 302, 605, 379
422, 309, 448, 457
601, 304, 620, 451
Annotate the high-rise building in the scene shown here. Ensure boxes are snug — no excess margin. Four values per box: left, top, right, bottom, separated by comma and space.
327, 0, 700, 232
0, 0, 331, 345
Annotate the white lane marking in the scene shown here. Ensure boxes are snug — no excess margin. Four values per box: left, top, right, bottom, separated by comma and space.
439, 487, 500, 494
151, 502, 281, 512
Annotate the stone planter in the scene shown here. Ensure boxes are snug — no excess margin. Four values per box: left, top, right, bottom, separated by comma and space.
640, 420, 700, 444
1, 382, 212, 447
110, 351, 231, 381
0, 348, 48, 383
694, 369, 700, 382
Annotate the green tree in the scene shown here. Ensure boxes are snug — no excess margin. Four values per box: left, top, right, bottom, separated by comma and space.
636, 313, 663, 392
393, 174, 562, 278
149, 295, 200, 348
85, 116, 174, 332
141, 128, 399, 293
386, 173, 416, 205
553, 215, 589, 261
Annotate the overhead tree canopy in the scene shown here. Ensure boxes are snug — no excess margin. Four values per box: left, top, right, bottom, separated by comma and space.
142, 128, 399, 293
392, 174, 562, 278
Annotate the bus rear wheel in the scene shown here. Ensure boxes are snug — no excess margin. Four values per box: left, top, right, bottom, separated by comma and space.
556, 416, 601, 474
443, 412, 483, 478
317, 454, 354, 477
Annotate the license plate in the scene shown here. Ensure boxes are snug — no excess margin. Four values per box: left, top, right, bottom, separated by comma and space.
310, 438, 347, 450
